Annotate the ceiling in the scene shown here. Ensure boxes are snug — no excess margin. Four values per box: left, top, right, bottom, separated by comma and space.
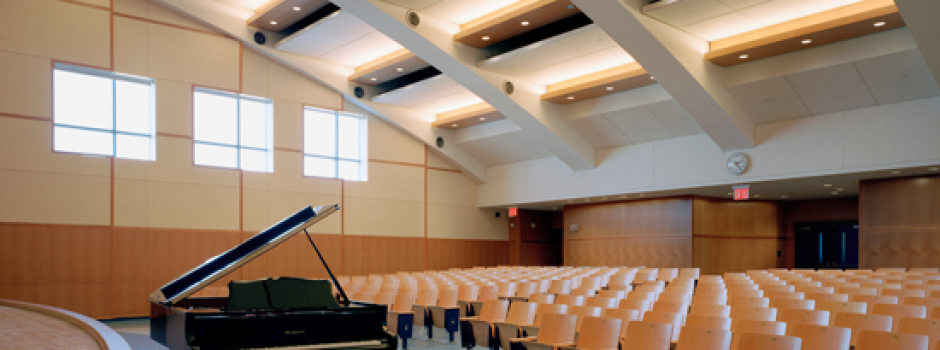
169, 0, 940, 207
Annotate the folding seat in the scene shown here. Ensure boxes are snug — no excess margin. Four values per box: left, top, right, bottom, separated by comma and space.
456, 284, 479, 317
736, 333, 801, 350
570, 305, 603, 331
498, 281, 519, 300
522, 303, 569, 338
760, 284, 795, 293
658, 268, 679, 283
689, 304, 731, 318
635, 269, 659, 284
854, 330, 929, 350
571, 287, 596, 296
387, 293, 416, 348
816, 300, 867, 325
898, 317, 940, 350
620, 321, 672, 350
555, 294, 585, 307
596, 290, 625, 300
678, 268, 700, 280
730, 306, 777, 329
729, 296, 769, 309
494, 301, 538, 350
607, 272, 636, 291
428, 289, 461, 341
692, 293, 728, 306
643, 311, 683, 343
727, 289, 763, 298
871, 303, 927, 332
586, 296, 618, 309
779, 309, 830, 330
529, 293, 555, 305
807, 292, 849, 303
797, 286, 835, 295
567, 316, 622, 350
658, 292, 692, 306
765, 291, 803, 301
548, 279, 572, 295
770, 298, 814, 311
684, 315, 731, 330
513, 313, 578, 350
674, 327, 731, 350
626, 291, 657, 304
617, 299, 651, 316
373, 292, 396, 308
850, 294, 898, 313
510, 281, 538, 302
832, 312, 892, 347
730, 320, 786, 349
470, 284, 499, 316
602, 308, 641, 337
883, 288, 927, 303
411, 288, 438, 335
788, 324, 850, 350
838, 286, 877, 297
461, 299, 509, 349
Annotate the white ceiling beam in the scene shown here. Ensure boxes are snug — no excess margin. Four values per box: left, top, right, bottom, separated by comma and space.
152, 0, 487, 182
572, 0, 755, 151
332, 0, 597, 171
895, 0, 940, 88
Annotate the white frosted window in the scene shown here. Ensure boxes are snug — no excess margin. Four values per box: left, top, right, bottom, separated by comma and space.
53, 64, 154, 160
303, 108, 367, 181
193, 88, 272, 171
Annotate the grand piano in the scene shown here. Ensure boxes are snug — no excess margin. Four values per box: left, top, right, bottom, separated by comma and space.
148, 204, 397, 349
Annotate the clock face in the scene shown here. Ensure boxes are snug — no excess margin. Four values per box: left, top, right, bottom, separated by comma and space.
727, 152, 749, 175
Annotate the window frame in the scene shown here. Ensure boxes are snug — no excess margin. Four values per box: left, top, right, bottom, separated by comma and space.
192, 87, 274, 172
52, 62, 156, 160
303, 107, 368, 181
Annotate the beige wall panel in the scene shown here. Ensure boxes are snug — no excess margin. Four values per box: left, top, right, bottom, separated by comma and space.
242, 170, 268, 190
427, 204, 508, 240
427, 150, 458, 170
266, 60, 341, 109
0, 118, 110, 176
113, 16, 150, 76
693, 238, 779, 275
367, 116, 425, 165
0, 0, 109, 67
155, 79, 193, 136
114, 179, 149, 227
342, 196, 364, 236
114, 158, 149, 180
147, 182, 239, 230
273, 99, 303, 150
145, 0, 218, 33
73, 0, 110, 8
427, 170, 477, 206
147, 23, 239, 90
149, 136, 240, 186
351, 198, 424, 237
266, 190, 341, 234
113, 0, 147, 16
268, 150, 342, 195
0, 51, 52, 118
0, 170, 109, 225
347, 162, 424, 201
242, 189, 268, 232
242, 48, 269, 97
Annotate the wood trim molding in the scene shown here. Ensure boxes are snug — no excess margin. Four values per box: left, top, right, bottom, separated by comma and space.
707, 0, 903, 66
693, 234, 785, 240
541, 62, 653, 104
455, 0, 579, 48
566, 234, 691, 241
431, 102, 505, 129
247, 0, 330, 32
348, 49, 416, 84
0, 299, 131, 350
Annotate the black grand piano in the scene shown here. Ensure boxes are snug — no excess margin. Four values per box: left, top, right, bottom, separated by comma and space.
148, 204, 397, 349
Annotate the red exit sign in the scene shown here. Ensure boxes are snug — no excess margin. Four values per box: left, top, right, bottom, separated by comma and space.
508, 207, 518, 218
733, 185, 750, 201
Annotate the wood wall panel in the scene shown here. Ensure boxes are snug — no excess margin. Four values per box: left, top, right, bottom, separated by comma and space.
0, 224, 110, 285
146, 229, 243, 293
426, 239, 511, 271
565, 237, 692, 267
692, 198, 782, 275
110, 228, 150, 317
781, 198, 859, 268
861, 175, 940, 268
693, 238, 780, 275
520, 242, 556, 266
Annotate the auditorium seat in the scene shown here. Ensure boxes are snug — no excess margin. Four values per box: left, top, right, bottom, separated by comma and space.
620, 321, 672, 350
685, 315, 732, 330
570, 316, 622, 350
788, 324, 850, 350
735, 333, 801, 350
779, 309, 830, 330
854, 330, 929, 350
515, 313, 578, 350
832, 312, 892, 346
602, 308, 641, 337
871, 303, 927, 332
463, 299, 509, 348
494, 301, 538, 350
675, 327, 731, 350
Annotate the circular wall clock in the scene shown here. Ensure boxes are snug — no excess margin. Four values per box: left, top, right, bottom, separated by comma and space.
727, 152, 749, 176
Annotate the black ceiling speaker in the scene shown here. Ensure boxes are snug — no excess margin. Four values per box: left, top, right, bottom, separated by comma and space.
436, 136, 444, 148
406, 11, 420, 27
253, 32, 266, 45
354, 86, 365, 99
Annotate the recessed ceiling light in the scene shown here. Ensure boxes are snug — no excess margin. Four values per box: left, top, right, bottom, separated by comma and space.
831, 191, 839, 195
874, 21, 886, 27
891, 170, 901, 175
451, 124, 458, 127
479, 117, 486, 121
602, 197, 607, 200
568, 200, 573, 203
638, 193, 645, 197
728, 192, 733, 196
781, 195, 788, 199
605, 86, 614, 91
396, 67, 404, 72
521, 21, 530, 26
928, 167, 939, 171
270, 20, 278, 25
650, 76, 655, 80
739, 54, 749, 59
823, 183, 832, 187
620, 195, 626, 198
801, 39, 812, 45
584, 199, 589, 202
754, 194, 761, 198
552, 206, 558, 210
567, 96, 574, 100
836, 188, 844, 191
293, 6, 301, 11
370, 77, 376, 81
482, 36, 490, 41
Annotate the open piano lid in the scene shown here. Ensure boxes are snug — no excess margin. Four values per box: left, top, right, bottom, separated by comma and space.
148, 204, 340, 306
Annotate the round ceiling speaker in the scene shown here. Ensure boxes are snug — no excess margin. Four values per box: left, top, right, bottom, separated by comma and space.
253, 32, 266, 45
504, 81, 515, 95
354, 86, 365, 99
435, 136, 444, 148
407, 10, 420, 27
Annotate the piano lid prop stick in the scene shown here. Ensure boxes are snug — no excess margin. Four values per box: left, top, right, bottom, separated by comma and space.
304, 228, 351, 306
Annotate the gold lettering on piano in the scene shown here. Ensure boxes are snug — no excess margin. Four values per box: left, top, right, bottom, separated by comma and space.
285, 330, 306, 335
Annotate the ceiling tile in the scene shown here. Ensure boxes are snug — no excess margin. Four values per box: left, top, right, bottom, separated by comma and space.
786, 62, 877, 115
738, 0, 856, 27
604, 106, 674, 144
645, 100, 704, 137
420, 0, 521, 25
419, 90, 482, 114
855, 50, 940, 106
728, 76, 811, 124
479, 42, 587, 76
644, 0, 733, 27
511, 131, 555, 159
553, 26, 618, 52
567, 115, 632, 149
517, 47, 635, 85
275, 11, 374, 58
681, 11, 762, 41
318, 31, 403, 67
715, 0, 771, 10
457, 139, 505, 167
371, 75, 469, 107
379, 0, 441, 11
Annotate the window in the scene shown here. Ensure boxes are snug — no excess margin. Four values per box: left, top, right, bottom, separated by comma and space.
304, 108, 367, 181
193, 88, 272, 172
53, 63, 155, 160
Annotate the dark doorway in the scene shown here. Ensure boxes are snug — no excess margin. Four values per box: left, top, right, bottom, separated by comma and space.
794, 221, 859, 269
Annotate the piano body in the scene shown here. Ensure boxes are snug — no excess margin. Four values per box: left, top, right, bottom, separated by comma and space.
148, 204, 397, 349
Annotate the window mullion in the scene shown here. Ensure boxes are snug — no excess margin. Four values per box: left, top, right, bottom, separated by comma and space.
112, 79, 117, 157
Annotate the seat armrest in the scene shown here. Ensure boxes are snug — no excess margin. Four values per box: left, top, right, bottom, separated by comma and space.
509, 337, 537, 343
388, 310, 414, 316
459, 316, 478, 322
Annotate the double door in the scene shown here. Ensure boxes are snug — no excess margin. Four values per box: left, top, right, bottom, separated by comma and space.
794, 221, 859, 269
